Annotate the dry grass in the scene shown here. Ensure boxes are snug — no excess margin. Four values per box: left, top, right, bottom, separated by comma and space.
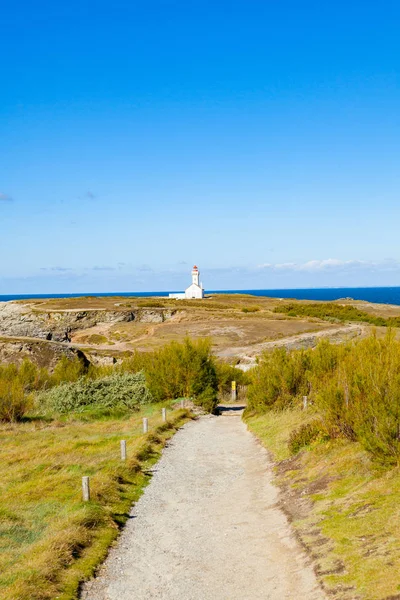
0, 403, 191, 600
17, 293, 282, 313
100, 318, 333, 352
246, 409, 400, 599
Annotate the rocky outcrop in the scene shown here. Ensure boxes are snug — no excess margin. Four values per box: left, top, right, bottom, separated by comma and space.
0, 337, 86, 369
0, 303, 176, 343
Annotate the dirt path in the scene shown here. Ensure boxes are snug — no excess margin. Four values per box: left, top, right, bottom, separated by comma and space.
81, 414, 325, 600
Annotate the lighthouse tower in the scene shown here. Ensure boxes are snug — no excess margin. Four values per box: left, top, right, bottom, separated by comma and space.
191, 265, 200, 286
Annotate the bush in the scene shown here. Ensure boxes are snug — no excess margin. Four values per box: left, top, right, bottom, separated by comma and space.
120, 338, 219, 412
38, 372, 152, 414
247, 347, 310, 412
0, 379, 32, 422
51, 355, 87, 385
246, 331, 400, 465
196, 386, 218, 413
288, 420, 327, 454
273, 302, 398, 327
242, 306, 260, 313
215, 362, 250, 395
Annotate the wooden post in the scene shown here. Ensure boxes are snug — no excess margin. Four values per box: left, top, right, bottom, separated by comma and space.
162, 407, 167, 422
231, 381, 237, 402
143, 417, 148, 433
82, 476, 90, 502
303, 396, 308, 410
120, 439, 127, 460
180, 399, 185, 409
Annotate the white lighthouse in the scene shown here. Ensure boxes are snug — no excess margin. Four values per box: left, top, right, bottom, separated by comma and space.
169, 265, 205, 300
184, 265, 204, 299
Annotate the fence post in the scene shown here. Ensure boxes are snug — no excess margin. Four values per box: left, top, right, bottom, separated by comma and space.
162, 407, 167, 422
303, 396, 308, 410
231, 381, 237, 402
143, 417, 148, 433
120, 439, 127, 460
82, 476, 90, 501
180, 399, 185, 409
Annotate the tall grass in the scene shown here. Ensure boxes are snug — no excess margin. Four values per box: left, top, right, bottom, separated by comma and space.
246, 332, 400, 465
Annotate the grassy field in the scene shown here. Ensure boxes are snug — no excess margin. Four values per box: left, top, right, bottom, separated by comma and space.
246, 409, 400, 600
0, 402, 191, 600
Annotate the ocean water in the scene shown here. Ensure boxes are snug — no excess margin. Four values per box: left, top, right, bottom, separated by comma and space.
2, 287, 400, 306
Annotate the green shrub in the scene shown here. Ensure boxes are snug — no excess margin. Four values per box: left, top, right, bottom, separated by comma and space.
38, 372, 152, 414
51, 355, 87, 385
274, 302, 398, 327
247, 347, 310, 412
288, 420, 327, 454
195, 386, 218, 413
241, 306, 260, 313
246, 331, 400, 465
0, 379, 32, 422
120, 338, 219, 412
215, 362, 250, 395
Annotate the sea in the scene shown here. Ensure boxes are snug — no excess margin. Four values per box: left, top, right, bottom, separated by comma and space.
2, 287, 400, 306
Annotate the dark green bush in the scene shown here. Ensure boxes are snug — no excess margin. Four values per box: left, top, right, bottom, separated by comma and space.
288, 420, 327, 454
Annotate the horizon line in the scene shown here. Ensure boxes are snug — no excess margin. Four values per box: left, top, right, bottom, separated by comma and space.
2, 284, 400, 298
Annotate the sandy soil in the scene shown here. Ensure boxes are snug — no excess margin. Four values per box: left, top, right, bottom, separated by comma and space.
81, 414, 325, 600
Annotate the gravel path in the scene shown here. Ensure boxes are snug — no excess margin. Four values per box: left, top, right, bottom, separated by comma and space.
81, 414, 325, 600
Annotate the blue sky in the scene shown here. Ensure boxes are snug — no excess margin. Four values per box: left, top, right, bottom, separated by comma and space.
1, 1, 400, 293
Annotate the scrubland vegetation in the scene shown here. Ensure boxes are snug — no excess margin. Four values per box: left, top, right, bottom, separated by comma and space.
0, 337, 246, 421
247, 332, 400, 464
246, 331, 400, 598
0, 337, 245, 600
275, 301, 400, 327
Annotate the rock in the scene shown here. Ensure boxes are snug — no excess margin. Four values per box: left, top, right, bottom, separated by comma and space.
84, 353, 118, 367
0, 302, 176, 343
0, 337, 85, 370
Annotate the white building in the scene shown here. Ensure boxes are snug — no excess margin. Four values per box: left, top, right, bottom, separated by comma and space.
169, 265, 205, 300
